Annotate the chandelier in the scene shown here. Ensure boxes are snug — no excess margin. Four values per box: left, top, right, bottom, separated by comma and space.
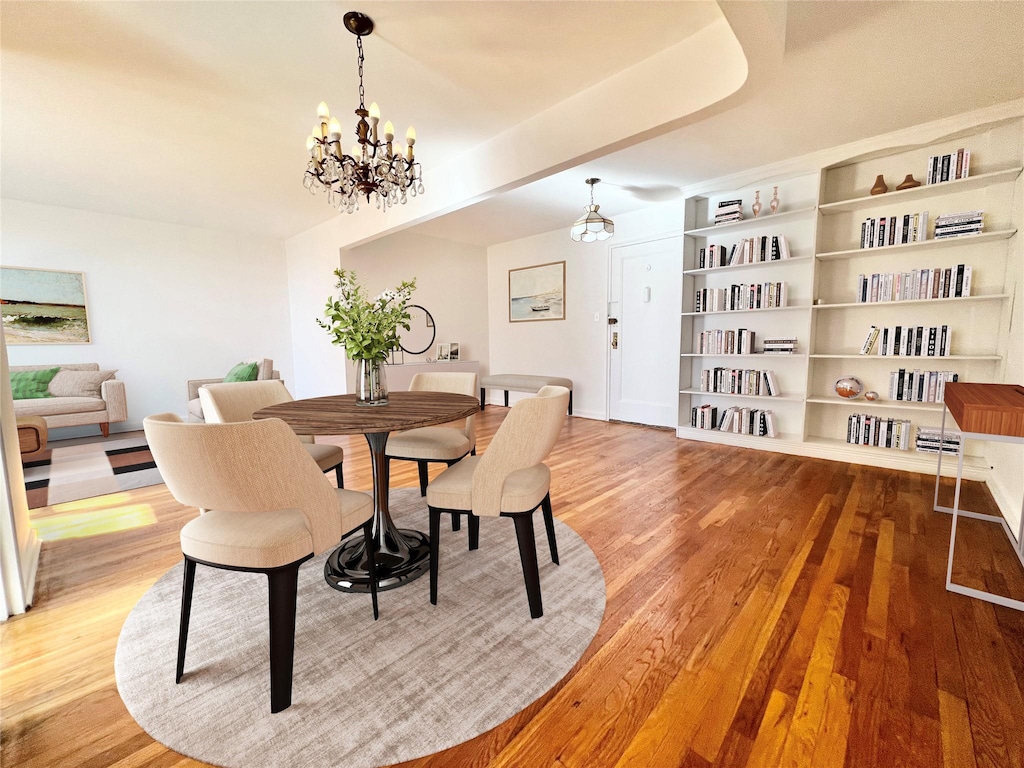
570, 178, 614, 242
303, 12, 423, 213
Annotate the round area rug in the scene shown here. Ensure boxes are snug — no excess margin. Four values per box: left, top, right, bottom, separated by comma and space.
115, 488, 605, 768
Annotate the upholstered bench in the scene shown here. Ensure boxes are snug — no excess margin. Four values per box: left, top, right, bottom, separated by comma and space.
480, 374, 573, 415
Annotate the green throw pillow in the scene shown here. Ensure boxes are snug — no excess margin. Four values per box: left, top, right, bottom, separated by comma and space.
224, 361, 259, 383
10, 367, 61, 399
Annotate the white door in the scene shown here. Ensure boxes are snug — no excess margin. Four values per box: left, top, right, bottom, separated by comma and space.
608, 236, 682, 427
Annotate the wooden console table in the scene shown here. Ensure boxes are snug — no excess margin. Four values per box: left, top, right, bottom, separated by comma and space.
933, 382, 1024, 611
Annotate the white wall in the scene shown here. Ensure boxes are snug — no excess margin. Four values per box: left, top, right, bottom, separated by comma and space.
486, 203, 683, 420
285, 225, 490, 399
1, 199, 293, 432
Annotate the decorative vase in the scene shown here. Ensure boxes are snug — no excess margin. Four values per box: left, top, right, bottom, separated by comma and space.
769, 186, 779, 215
896, 174, 921, 190
834, 376, 864, 400
355, 357, 389, 406
752, 190, 762, 218
870, 175, 888, 195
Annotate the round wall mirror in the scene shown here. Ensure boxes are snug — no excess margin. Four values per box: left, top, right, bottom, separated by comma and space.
399, 304, 436, 355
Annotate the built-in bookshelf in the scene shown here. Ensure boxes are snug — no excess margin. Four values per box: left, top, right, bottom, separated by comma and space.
678, 114, 1022, 479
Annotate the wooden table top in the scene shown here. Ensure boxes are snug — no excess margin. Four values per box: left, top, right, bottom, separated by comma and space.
253, 391, 481, 436
943, 382, 1024, 437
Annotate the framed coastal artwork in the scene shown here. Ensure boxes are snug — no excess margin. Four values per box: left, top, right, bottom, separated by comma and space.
509, 261, 565, 323
1, 266, 91, 344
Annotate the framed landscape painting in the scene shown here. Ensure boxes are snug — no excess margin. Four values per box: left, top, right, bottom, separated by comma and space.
1, 266, 91, 344
509, 261, 565, 322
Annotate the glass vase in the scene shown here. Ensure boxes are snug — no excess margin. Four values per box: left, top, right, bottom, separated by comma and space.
355, 357, 389, 406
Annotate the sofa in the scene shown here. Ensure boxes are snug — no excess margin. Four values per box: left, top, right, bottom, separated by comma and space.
187, 358, 279, 422
11, 363, 127, 437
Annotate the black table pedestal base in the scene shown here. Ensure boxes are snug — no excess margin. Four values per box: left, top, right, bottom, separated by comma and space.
325, 528, 431, 593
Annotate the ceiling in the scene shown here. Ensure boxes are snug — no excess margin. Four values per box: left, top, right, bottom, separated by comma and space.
2, 1, 1023, 248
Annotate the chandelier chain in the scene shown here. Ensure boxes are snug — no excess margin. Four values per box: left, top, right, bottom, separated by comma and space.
356, 35, 366, 111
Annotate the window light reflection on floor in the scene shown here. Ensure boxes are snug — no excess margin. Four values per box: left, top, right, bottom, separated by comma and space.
30, 496, 157, 541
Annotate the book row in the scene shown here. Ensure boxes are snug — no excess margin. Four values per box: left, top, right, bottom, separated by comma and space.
888, 369, 959, 403
925, 148, 971, 185
697, 328, 756, 355
861, 325, 952, 357
860, 211, 928, 248
846, 414, 912, 450
691, 404, 778, 437
697, 235, 792, 268
915, 427, 962, 455
694, 282, 788, 313
934, 210, 983, 239
855, 264, 972, 303
699, 368, 780, 397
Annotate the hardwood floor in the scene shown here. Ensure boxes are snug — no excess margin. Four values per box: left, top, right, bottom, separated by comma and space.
3, 409, 1023, 767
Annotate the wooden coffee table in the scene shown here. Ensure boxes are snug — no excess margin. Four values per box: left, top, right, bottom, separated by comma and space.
254, 391, 480, 593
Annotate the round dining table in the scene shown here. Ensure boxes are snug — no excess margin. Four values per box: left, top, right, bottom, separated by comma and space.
253, 390, 480, 593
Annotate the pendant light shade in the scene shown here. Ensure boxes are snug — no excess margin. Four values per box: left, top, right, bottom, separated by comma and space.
570, 178, 614, 242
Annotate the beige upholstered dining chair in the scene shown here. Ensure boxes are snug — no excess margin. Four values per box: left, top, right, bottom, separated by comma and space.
426, 385, 569, 619
186, 358, 278, 422
143, 413, 376, 714
386, 370, 478, 503
199, 379, 345, 488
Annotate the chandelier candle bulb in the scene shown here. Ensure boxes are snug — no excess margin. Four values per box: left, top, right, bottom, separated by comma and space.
328, 118, 342, 141
368, 102, 380, 123
383, 121, 394, 142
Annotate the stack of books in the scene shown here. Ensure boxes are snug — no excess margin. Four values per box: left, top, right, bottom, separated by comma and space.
715, 199, 743, 225
691, 404, 719, 429
761, 337, 796, 354
889, 369, 958, 403
691, 405, 777, 436
934, 211, 983, 239
860, 211, 928, 248
915, 426, 962, 455
846, 414, 912, 450
697, 328, 755, 355
926, 149, 971, 184
856, 264, 972, 302
700, 368, 780, 396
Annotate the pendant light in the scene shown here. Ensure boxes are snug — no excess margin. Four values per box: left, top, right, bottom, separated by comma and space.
570, 178, 614, 242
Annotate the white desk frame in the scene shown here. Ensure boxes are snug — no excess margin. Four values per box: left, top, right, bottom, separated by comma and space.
933, 404, 1024, 611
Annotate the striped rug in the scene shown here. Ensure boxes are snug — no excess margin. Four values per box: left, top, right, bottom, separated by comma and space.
23, 434, 163, 509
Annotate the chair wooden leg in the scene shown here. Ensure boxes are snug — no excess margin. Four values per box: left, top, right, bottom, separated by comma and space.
480, 387, 486, 409
176, 558, 197, 684
417, 461, 429, 497
334, 465, 344, 489
468, 513, 480, 550
267, 563, 301, 713
511, 513, 543, 619
541, 494, 559, 565
429, 506, 441, 605
444, 461, 462, 531
568, 391, 573, 416
503, 390, 509, 407
99, 422, 110, 438
362, 522, 379, 620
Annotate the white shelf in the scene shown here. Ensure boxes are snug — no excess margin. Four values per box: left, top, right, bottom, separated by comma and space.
680, 389, 803, 402
806, 397, 944, 412
803, 437, 988, 471
815, 229, 1017, 261
809, 353, 1001, 361
818, 167, 1023, 214
683, 305, 809, 317
681, 353, 806, 359
684, 255, 812, 275
813, 294, 1009, 310
677, 426, 797, 442
684, 206, 817, 236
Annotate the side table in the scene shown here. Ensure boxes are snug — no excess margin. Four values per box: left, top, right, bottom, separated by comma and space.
933, 382, 1024, 611
17, 416, 48, 461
